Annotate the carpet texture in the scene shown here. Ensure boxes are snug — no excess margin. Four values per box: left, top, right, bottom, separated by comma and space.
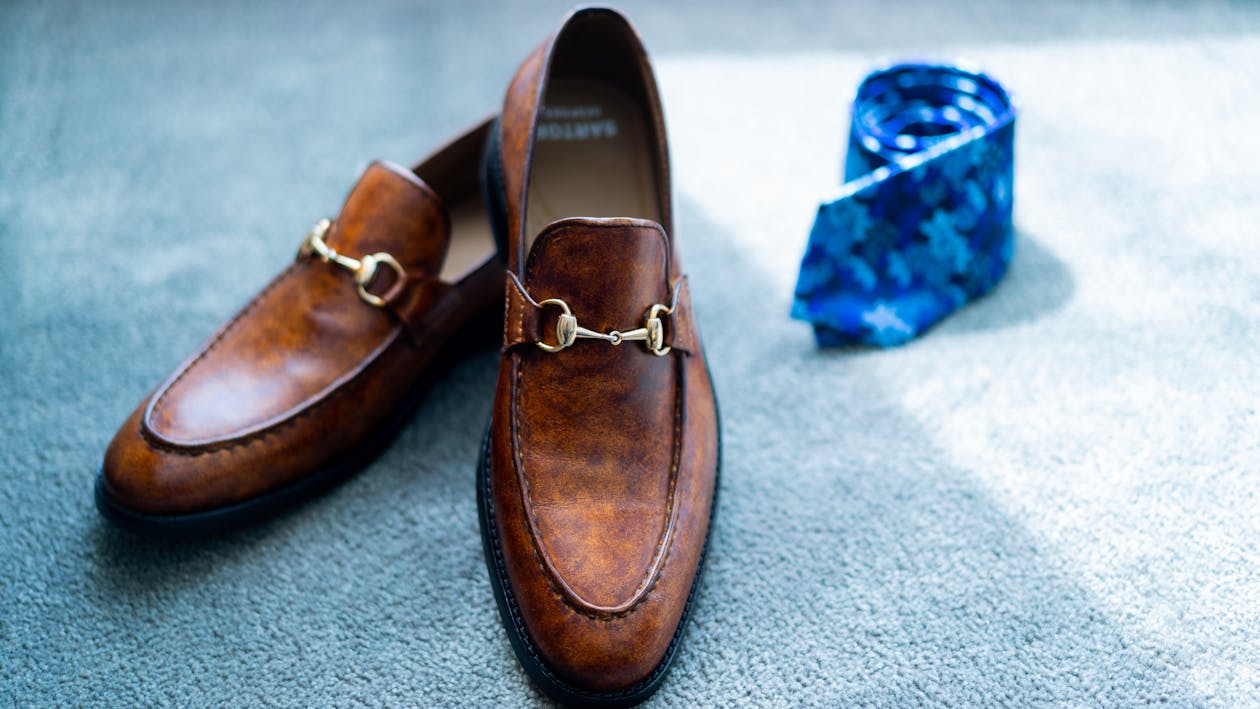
3, 1, 1259, 705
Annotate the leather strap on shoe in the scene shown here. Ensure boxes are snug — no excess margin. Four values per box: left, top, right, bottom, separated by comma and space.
293, 161, 474, 349
298, 219, 465, 349
383, 276, 461, 349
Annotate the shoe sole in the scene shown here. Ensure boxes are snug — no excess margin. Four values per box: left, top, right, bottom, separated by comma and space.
95, 306, 501, 537
477, 117, 722, 707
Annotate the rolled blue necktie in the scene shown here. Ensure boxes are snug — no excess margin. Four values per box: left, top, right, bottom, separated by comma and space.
791, 61, 1016, 347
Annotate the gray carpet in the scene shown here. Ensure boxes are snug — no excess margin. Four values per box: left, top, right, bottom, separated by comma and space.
3, 0, 1259, 705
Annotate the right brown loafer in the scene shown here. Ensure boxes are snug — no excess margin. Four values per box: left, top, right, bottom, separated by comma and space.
479, 7, 720, 706
97, 120, 503, 535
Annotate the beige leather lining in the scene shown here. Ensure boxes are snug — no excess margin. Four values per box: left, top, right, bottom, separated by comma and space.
441, 192, 496, 282
525, 77, 661, 249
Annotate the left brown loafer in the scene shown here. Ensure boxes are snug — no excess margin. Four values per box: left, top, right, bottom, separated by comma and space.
97, 120, 502, 535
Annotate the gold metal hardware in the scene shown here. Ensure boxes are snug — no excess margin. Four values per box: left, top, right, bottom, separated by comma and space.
297, 218, 406, 307
535, 298, 671, 356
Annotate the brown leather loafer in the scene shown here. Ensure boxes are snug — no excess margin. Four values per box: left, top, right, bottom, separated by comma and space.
97, 120, 503, 535
478, 8, 720, 706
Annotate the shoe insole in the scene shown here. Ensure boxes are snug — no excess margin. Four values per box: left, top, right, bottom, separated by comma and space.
440, 190, 496, 282
525, 78, 660, 250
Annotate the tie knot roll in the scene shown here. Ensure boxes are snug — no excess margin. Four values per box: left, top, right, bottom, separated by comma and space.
792, 61, 1017, 348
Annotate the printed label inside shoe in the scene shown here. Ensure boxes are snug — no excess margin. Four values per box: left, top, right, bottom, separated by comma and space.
537, 105, 618, 141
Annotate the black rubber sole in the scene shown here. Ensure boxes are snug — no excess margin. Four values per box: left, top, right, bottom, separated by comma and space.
95, 307, 502, 537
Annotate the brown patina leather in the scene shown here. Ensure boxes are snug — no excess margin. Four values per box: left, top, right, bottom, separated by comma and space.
486, 8, 720, 695
102, 120, 502, 517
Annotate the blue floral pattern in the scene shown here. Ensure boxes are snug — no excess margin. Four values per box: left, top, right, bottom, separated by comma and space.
792, 62, 1017, 347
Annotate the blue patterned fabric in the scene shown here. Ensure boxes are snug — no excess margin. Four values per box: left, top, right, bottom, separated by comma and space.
791, 62, 1016, 347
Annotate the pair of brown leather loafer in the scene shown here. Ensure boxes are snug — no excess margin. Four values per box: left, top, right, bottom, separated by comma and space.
98, 7, 719, 706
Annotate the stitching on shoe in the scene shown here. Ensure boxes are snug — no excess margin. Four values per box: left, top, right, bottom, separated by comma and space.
508, 225, 679, 620
148, 262, 299, 428
511, 358, 632, 621
503, 272, 513, 348
139, 331, 400, 458
142, 261, 405, 456
483, 412, 712, 702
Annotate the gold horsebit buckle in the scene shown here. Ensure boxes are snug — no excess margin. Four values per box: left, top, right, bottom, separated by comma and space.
297, 219, 405, 307
536, 299, 672, 357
